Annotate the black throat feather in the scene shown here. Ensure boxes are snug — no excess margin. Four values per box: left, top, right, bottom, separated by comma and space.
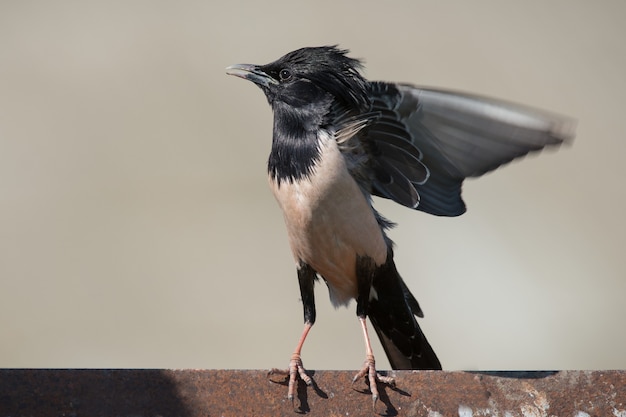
268, 99, 331, 185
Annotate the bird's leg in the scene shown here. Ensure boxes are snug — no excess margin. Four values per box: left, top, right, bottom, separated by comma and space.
352, 316, 395, 407
353, 316, 378, 395
268, 321, 313, 404
353, 255, 395, 408
268, 263, 317, 404
286, 321, 313, 401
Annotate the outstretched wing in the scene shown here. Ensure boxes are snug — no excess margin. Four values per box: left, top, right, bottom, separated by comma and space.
362, 82, 575, 216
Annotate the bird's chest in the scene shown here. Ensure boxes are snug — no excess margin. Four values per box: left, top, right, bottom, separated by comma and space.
269, 137, 387, 305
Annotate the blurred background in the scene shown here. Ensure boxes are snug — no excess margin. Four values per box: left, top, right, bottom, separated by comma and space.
1, 1, 624, 371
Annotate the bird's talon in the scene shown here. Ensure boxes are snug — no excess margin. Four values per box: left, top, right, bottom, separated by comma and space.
300, 372, 312, 386
353, 355, 396, 406
377, 373, 396, 387
267, 368, 291, 384
351, 367, 368, 384
286, 353, 311, 401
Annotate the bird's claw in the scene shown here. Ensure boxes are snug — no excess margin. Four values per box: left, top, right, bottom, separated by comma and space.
352, 354, 395, 409
268, 353, 312, 406
288, 353, 312, 401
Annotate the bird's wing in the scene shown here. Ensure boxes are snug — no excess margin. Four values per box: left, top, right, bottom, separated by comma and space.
334, 92, 429, 210
361, 82, 575, 216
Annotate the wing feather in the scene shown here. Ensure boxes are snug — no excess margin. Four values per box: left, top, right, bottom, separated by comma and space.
361, 82, 575, 216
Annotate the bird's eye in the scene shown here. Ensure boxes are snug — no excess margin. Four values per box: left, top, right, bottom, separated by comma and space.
279, 69, 292, 81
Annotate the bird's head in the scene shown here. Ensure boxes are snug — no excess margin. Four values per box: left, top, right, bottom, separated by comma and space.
226, 46, 370, 113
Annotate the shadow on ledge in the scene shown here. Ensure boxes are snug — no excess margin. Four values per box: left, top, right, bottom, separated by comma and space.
0, 369, 192, 417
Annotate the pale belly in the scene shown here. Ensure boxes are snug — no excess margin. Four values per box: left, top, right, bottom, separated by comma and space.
270, 136, 388, 306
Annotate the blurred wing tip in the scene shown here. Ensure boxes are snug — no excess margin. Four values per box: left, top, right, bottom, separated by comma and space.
555, 117, 577, 143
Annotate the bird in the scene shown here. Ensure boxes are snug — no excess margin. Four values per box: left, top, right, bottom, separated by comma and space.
225, 46, 574, 406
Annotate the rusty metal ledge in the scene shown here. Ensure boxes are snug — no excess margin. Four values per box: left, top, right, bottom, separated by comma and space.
1, 369, 624, 416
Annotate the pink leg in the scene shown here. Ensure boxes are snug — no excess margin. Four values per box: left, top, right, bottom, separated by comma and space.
352, 316, 395, 408
268, 322, 313, 405
287, 322, 313, 401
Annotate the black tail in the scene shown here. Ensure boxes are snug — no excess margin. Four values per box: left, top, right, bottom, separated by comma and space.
368, 261, 441, 370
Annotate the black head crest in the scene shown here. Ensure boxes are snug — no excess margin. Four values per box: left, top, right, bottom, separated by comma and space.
262, 46, 370, 111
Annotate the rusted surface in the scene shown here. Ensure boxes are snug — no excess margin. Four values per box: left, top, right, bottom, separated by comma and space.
1, 369, 624, 416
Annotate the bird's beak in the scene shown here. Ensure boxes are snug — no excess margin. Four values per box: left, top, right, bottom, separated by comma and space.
226, 63, 278, 88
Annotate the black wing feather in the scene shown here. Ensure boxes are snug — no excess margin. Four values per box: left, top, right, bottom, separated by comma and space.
362, 82, 575, 216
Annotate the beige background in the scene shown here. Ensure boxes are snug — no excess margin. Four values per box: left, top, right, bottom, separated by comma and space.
1, 1, 624, 371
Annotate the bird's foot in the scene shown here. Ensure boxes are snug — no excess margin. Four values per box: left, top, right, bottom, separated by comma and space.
287, 353, 312, 402
268, 353, 312, 406
352, 354, 395, 408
